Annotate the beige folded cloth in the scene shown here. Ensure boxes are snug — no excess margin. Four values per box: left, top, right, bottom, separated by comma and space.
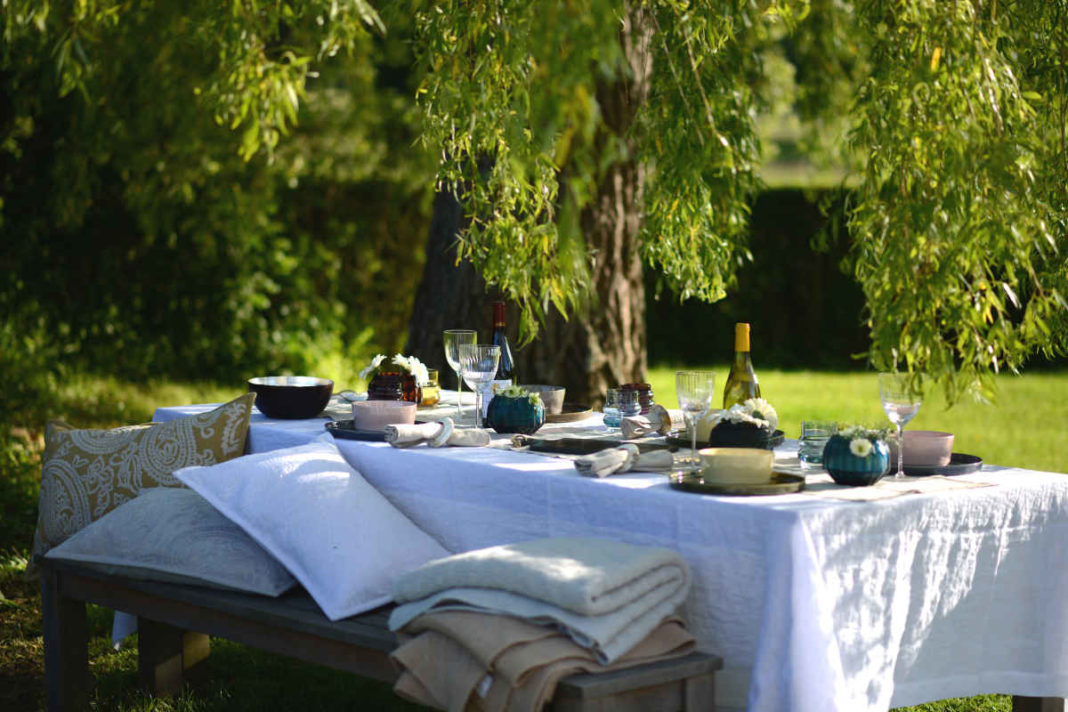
621, 405, 685, 439
392, 610, 695, 712
385, 417, 491, 448
574, 444, 676, 477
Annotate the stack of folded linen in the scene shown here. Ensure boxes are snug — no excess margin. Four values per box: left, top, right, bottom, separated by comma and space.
388, 537, 695, 712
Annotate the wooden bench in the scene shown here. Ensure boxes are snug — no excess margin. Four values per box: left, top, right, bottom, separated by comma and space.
39, 558, 723, 711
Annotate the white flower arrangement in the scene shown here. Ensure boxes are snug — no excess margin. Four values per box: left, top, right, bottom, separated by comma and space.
712, 397, 779, 431
360, 353, 430, 385
837, 425, 889, 458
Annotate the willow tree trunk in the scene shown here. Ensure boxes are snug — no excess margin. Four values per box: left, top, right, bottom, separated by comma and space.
405, 9, 652, 406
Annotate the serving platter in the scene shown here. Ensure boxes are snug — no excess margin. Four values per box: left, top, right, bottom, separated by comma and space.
668, 470, 804, 496
545, 403, 594, 423
325, 419, 428, 442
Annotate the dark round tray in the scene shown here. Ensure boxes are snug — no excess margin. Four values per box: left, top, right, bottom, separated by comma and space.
325, 419, 428, 442
668, 429, 785, 451
668, 470, 804, 496
901, 453, 983, 477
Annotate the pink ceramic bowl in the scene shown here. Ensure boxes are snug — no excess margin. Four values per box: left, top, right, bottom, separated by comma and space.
352, 401, 417, 431
902, 430, 954, 467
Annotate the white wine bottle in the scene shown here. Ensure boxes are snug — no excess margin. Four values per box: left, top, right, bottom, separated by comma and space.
723, 322, 761, 408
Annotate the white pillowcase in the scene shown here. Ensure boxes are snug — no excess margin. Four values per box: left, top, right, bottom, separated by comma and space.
176, 438, 449, 620
45, 487, 296, 596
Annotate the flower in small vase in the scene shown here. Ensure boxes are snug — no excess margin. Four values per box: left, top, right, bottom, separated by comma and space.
359, 354, 387, 381
713, 398, 779, 431
849, 437, 873, 457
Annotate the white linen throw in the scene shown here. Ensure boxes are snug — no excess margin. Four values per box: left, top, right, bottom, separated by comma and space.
574, 444, 676, 478
389, 537, 691, 663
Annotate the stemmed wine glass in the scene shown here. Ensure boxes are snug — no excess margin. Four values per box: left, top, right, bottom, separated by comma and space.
879, 372, 922, 479
676, 371, 716, 469
443, 330, 477, 420
458, 344, 500, 428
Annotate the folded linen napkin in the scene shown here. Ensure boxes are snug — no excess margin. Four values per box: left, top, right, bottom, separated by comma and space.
385, 417, 491, 448
620, 405, 685, 439
389, 537, 691, 663
392, 611, 695, 712
574, 444, 676, 478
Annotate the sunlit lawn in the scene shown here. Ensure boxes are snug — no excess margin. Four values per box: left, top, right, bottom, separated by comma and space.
648, 367, 1068, 475
2, 371, 1065, 711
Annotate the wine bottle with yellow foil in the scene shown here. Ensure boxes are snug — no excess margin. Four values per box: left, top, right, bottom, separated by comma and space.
723, 322, 761, 408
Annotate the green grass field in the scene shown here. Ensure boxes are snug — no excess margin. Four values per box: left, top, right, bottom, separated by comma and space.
2, 370, 1064, 711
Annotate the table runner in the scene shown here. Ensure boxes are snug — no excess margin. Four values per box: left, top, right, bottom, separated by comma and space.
155, 399, 1068, 712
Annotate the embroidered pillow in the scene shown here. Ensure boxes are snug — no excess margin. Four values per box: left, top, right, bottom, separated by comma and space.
32, 393, 255, 560
45, 487, 296, 596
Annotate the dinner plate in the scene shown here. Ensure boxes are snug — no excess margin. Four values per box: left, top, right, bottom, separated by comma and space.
668, 470, 804, 496
901, 453, 983, 477
325, 419, 428, 442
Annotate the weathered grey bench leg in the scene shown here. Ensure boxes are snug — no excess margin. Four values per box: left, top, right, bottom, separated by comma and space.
684, 670, 716, 710
137, 618, 211, 695
1013, 697, 1066, 712
41, 567, 89, 712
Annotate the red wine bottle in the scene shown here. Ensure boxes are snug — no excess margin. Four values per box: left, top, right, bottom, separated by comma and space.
491, 301, 515, 385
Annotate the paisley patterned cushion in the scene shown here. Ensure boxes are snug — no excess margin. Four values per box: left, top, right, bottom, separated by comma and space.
32, 393, 255, 560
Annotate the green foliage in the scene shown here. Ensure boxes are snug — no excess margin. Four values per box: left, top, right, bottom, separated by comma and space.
848, 0, 1068, 400
0, 1, 434, 383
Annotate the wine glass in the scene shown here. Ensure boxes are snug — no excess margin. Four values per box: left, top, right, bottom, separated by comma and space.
879, 372, 922, 479
676, 371, 716, 468
443, 329, 476, 420
458, 344, 500, 428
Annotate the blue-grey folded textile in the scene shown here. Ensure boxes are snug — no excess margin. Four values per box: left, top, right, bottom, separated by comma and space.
388, 537, 691, 663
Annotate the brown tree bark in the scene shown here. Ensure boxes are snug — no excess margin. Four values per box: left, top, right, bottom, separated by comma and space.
405, 8, 652, 406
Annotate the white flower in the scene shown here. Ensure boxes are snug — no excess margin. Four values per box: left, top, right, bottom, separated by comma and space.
742, 398, 778, 431
406, 356, 430, 385
359, 354, 386, 380
849, 437, 873, 458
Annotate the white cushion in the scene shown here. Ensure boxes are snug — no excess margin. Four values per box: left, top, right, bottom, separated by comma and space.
44, 488, 296, 596
175, 438, 449, 620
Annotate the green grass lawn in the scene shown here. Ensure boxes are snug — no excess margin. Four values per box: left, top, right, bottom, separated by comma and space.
2, 371, 1064, 711
648, 367, 1068, 474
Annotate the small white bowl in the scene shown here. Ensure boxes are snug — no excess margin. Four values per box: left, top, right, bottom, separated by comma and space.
698, 447, 774, 484
352, 401, 417, 431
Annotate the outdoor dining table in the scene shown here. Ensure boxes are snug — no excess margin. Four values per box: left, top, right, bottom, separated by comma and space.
155, 395, 1068, 712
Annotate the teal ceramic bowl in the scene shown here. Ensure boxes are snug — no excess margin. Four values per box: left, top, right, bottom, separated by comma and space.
486, 395, 545, 435
822, 435, 890, 486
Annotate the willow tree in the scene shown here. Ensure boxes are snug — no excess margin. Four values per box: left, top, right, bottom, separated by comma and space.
402, 0, 1068, 402
6, 0, 1067, 402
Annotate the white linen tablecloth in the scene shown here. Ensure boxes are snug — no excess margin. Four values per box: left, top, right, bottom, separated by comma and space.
155, 399, 1068, 712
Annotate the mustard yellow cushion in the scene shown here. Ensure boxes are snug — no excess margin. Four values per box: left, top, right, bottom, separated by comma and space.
32, 393, 255, 560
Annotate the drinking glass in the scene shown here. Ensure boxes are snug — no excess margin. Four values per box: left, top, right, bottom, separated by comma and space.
879, 372, 922, 479
799, 420, 837, 469
458, 344, 500, 428
443, 329, 477, 420
603, 388, 623, 429
675, 371, 716, 468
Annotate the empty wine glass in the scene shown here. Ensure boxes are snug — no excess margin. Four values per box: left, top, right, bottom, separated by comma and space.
676, 371, 716, 469
458, 344, 500, 428
879, 372, 922, 479
443, 329, 476, 420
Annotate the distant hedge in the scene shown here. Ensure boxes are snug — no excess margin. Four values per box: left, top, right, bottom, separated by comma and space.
647, 188, 870, 370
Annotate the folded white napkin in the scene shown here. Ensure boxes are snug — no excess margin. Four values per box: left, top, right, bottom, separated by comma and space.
620, 405, 685, 439
385, 417, 491, 448
389, 537, 691, 663
574, 444, 676, 478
